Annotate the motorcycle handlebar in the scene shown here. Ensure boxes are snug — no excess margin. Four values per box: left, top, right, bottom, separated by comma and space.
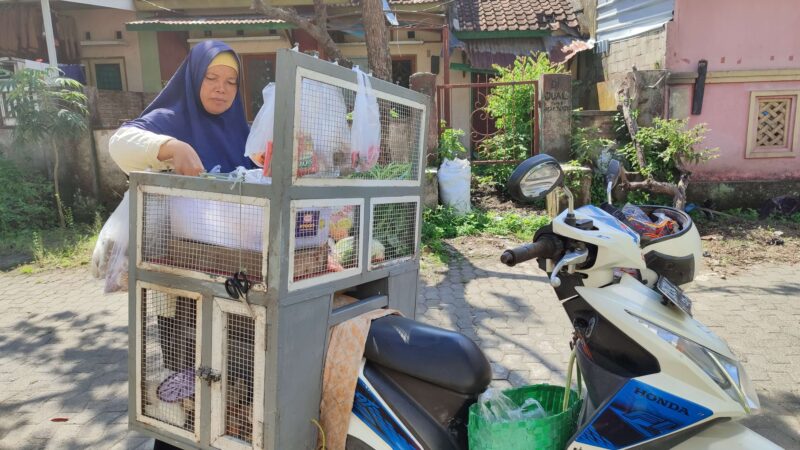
500, 236, 562, 267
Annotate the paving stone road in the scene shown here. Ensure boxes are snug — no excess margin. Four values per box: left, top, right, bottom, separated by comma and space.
0, 260, 797, 449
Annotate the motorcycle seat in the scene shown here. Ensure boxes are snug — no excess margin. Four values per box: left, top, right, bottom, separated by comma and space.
364, 316, 491, 395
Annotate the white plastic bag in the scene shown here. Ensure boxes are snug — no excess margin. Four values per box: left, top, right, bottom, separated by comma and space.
350, 68, 381, 172
299, 78, 350, 175
245, 83, 276, 173
438, 158, 471, 214
91, 191, 130, 293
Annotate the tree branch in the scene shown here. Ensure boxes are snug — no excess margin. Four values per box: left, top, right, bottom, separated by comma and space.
251, 0, 352, 67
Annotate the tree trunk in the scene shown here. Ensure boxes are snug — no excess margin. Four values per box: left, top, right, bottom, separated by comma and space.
51, 138, 66, 228
251, 0, 353, 68
361, 0, 392, 82
619, 72, 689, 209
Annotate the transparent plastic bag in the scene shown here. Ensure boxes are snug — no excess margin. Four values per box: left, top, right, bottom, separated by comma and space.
350, 67, 381, 172
477, 388, 547, 424
622, 203, 677, 240
245, 83, 276, 173
91, 191, 130, 293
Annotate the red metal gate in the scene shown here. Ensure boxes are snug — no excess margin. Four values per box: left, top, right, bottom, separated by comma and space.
436, 79, 539, 165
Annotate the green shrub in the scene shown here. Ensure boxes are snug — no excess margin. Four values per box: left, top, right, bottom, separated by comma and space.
619, 118, 716, 184
477, 54, 566, 191
569, 127, 615, 204
422, 205, 550, 260
437, 122, 467, 164
0, 157, 56, 235
617, 118, 716, 206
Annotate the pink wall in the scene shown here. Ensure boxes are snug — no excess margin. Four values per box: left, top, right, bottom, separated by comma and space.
665, 0, 800, 182
666, 0, 800, 72
684, 81, 800, 182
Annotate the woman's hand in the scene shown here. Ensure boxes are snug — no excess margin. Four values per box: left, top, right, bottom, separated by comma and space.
158, 139, 205, 176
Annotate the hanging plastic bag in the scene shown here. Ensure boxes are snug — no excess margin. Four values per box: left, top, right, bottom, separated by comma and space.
91, 191, 130, 293
245, 83, 276, 174
299, 78, 350, 176
350, 68, 381, 172
438, 158, 471, 214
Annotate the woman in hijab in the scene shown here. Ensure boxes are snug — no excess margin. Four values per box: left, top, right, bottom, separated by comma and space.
109, 40, 253, 175
107, 40, 253, 450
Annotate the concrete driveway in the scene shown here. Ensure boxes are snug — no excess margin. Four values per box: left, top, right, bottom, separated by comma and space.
0, 259, 796, 449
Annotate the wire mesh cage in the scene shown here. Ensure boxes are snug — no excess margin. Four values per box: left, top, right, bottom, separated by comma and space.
139, 187, 269, 283
223, 312, 255, 443
129, 50, 426, 450
369, 197, 420, 269
289, 199, 363, 289
138, 285, 200, 441
211, 298, 266, 450
293, 69, 424, 183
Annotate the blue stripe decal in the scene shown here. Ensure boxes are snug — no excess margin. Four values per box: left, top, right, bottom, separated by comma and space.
575, 380, 712, 449
352, 378, 420, 450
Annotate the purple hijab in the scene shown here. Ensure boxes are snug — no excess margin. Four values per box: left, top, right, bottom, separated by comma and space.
124, 40, 253, 172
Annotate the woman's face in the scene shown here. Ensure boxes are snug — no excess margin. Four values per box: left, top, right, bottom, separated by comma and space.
199, 64, 238, 115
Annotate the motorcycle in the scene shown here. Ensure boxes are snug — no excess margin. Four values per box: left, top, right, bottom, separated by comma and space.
345, 155, 782, 450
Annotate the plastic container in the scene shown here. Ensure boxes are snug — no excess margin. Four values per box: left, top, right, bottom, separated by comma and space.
468, 384, 582, 450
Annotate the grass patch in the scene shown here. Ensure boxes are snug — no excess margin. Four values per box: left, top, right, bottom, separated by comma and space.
421, 205, 549, 262
0, 221, 101, 273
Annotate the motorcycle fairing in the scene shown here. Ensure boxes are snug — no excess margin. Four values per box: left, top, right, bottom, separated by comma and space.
353, 377, 422, 450
577, 205, 640, 245
575, 379, 713, 449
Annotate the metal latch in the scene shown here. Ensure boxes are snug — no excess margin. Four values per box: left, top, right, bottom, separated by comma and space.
196, 366, 221, 385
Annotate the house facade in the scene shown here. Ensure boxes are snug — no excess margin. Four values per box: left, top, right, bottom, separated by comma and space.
69, 0, 461, 121
591, 0, 800, 199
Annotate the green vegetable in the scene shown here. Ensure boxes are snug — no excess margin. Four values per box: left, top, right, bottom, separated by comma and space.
334, 236, 356, 264
348, 162, 413, 180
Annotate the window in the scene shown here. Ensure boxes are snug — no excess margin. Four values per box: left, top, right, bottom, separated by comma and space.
85, 58, 127, 91
746, 90, 800, 158
241, 54, 276, 121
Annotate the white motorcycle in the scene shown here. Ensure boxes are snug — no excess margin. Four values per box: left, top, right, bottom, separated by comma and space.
345, 155, 782, 449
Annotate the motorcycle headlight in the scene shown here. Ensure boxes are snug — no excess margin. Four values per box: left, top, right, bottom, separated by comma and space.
635, 316, 760, 412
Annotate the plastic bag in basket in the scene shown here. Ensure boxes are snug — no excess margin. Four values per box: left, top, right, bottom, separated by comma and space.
477, 388, 546, 423
245, 83, 276, 174
350, 67, 381, 172
91, 191, 130, 293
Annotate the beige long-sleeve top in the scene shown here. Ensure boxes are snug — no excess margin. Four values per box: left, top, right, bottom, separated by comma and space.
108, 126, 175, 175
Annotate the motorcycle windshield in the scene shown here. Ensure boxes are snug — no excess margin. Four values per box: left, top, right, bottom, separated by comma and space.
577, 205, 641, 246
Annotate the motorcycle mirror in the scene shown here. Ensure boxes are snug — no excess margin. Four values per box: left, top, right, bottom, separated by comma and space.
507, 154, 564, 202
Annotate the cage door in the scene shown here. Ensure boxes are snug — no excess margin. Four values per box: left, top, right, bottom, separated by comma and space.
210, 298, 267, 450
135, 283, 202, 442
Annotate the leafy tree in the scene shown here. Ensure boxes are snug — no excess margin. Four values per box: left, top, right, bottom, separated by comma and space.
478, 54, 566, 190
2, 68, 89, 227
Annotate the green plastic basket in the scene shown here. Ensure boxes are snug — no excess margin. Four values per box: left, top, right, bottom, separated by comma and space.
468, 384, 582, 450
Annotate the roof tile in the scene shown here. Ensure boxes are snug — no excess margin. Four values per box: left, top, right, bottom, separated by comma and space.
455, 0, 580, 33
